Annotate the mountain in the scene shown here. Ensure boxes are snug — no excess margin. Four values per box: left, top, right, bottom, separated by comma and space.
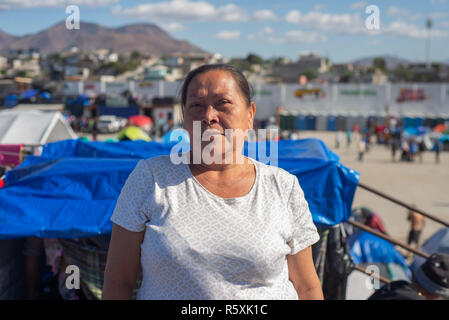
349, 55, 410, 70
0, 30, 18, 48
0, 21, 207, 56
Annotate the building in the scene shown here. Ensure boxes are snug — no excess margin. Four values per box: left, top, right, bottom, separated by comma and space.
0, 56, 7, 71
143, 65, 183, 82
269, 53, 331, 83
406, 62, 442, 82
64, 66, 90, 81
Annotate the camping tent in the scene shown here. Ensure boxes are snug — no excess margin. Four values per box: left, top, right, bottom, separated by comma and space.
0, 110, 78, 145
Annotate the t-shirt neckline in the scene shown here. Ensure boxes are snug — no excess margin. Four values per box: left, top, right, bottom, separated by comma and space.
183, 156, 259, 202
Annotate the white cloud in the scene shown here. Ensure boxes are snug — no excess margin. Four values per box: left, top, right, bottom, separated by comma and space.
428, 12, 447, 19
386, 6, 414, 17
253, 9, 277, 21
247, 26, 278, 42
263, 26, 273, 34
386, 6, 424, 21
285, 8, 449, 39
285, 10, 365, 34
284, 30, 327, 43
386, 21, 449, 38
112, 0, 248, 23
215, 30, 240, 40
0, 0, 117, 9
160, 22, 185, 32
350, 1, 367, 10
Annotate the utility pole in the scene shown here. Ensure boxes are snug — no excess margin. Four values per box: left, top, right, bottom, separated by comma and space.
426, 17, 432, 69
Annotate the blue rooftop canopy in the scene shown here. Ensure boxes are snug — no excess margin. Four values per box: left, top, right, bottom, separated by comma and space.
0, 138, 359, 239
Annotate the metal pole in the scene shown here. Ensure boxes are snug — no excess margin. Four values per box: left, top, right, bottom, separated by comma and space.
348, 219, 430, 259
358, 182, 449, 228
426, 18, 432, 69
353, 265, 391, 284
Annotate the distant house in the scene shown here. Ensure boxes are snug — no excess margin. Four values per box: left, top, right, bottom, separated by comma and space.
0, 56, 7, 71
64, 66, 89, 81
143, 65, 183, 82
144, 65, 168, 81
269, 53, 331, 83
163, 56, 184, 68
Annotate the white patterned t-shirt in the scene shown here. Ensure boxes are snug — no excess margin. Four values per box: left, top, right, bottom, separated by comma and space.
110, 154, 320, 300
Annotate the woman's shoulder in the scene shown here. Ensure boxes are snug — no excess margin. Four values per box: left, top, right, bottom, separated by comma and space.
139, 154, 188, 186
251, 158, 298, 187
141, 154, 175, 170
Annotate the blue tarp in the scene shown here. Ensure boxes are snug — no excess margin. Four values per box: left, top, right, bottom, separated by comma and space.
0, 138, 359, 239
39, 91, 52, 100
20, 89, 39, 100
348, 230, 411, 276
3, 94, 18, 107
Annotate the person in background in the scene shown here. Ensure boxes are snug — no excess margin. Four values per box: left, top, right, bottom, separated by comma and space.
434, 139, 441, 164
346, 130, 352, 148
358, 137, 366, 162
417, 138, 426, 163
335, 131, 342, 149
407, 206, 425, 250
368, 253, 449, 300
409, 140, 418, 162
360, 207, 388, 235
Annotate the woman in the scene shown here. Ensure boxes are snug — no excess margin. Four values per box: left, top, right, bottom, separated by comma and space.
102, 64, 323, 300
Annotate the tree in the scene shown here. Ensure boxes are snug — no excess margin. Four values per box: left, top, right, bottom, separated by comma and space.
246, 53, 264, 65
394, 64, 413, 82
339, 71, 353, 83
300, 69, 318, 81
16, 70, 28, 77
130, 50, 141, 61
373, 57, 386, 72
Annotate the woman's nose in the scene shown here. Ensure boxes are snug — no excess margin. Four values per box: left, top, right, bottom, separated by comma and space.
202, 104, 218, 125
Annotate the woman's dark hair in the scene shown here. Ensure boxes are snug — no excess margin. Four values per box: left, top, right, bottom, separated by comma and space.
180, 64, 254, 109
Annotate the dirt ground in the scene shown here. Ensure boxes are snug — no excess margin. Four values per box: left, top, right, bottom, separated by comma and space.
297, 130, 449, 246
82, 130, 449, 246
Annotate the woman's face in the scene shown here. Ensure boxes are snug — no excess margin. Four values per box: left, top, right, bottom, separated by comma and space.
183, 69, 256, 162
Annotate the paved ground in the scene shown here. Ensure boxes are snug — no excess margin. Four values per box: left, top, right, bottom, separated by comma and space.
81, 130, 449, 246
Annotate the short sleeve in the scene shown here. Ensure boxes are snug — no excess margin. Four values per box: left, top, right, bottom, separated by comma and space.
287, 176, 320, 255
110, 159, 153, 232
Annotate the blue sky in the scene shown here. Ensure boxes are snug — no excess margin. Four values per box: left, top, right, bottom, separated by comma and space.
0, 0, 448, 63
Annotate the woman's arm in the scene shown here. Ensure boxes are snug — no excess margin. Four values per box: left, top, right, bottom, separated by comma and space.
102, 223, 145, 300
287, 246, 324, 300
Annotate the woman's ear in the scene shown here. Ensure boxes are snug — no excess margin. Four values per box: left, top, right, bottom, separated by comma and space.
248, 101, 256, 130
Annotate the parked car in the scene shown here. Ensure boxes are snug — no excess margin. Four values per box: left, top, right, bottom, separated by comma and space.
97, 115, 126, 133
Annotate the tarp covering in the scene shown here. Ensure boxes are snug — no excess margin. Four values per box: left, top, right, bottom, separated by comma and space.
0, 138, 359, 239
348, 230, 411, 275
20, 89, 39, 100
411, 227, 449, 273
